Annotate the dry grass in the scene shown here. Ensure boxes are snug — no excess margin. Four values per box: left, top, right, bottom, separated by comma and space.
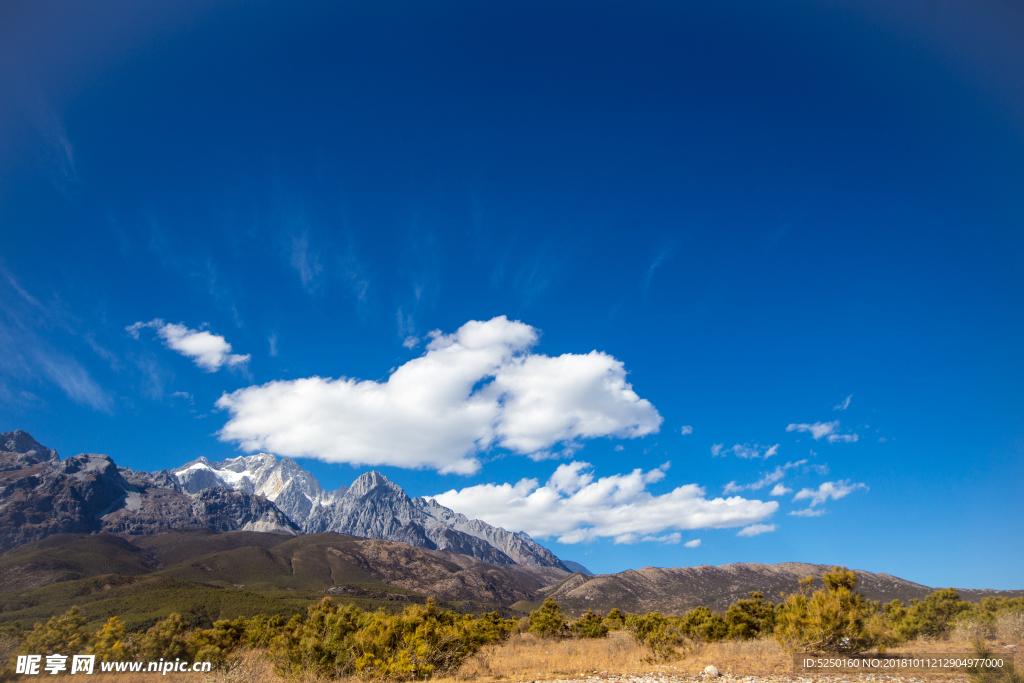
449, 632, 792, 681
51, 650, 292, 683
996, 611, 1024, 644
951, 620, 996, 644
454, 632, 652, 680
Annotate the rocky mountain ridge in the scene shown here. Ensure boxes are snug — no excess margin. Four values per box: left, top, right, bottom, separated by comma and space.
170, 451, 569, 570
0, 431, 298, 552
173, 454, 346, 527
2, 431, 569, 571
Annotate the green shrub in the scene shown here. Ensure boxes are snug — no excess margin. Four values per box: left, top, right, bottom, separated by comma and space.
89, 617, 137, 662
901, 589, 971, 639
571, 610, 609, 638
528, 598, 567, 639
604, 608, 626, 631
272, 597, 516, 680
774, 567, 875, 654
725, 592, 775, 639
137, 612, 191, 661
625, 612, 685, 661
186, 617, 248, 667
20, 607, 91, 656
680, 606, 728, 642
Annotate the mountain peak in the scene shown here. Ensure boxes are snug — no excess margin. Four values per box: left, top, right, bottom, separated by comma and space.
348, 471, 405, 498
1, 430, 59, 463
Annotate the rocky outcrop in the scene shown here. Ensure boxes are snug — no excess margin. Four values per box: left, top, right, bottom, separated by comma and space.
412, 496, 568, 568
0, 432, 298, 551
172, 454, 345, 526
306, 472, 520, 565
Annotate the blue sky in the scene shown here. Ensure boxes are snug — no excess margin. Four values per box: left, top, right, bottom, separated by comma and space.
1, 0, 1022, 589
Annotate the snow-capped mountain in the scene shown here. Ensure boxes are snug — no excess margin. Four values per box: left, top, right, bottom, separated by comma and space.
173, 454, 346, 527
171, 453, 568, 570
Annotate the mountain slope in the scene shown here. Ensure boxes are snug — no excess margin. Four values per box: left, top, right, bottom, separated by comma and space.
0, 530, 566, 630
538, 562, 983, 614
173, 454, 346, 527
0, 432, 300, 551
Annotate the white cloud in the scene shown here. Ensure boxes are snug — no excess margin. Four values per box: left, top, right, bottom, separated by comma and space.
290, 232, 322, 292
614, 445, 625, 452
786, 420, 858, 443
723, 459, 807, 494
737, 523, 776, 537
680, 425, 693, 435
793, 479, 868, 507
170, 391, 194, 404
0, 269, 113, 413
429, 460, 778, 543
712, 443, 779, 459
684, 538, 701, 548
268, 333, 278, 357
789, 508, 828, 517
769, 483, 792, 496
216, 317, 663, 474
834, 395, 852, 411
127, 319, 250, 372
402, 336, 420, 349
633, 532, 681, 545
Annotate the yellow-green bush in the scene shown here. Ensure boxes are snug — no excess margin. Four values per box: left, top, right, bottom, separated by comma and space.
725, 591, 775, 639
19, 607, 91, 657
89, 616, 137, 662
625, 612, 686, 661
570, 609, 609, 638
679, 606, 728, 642
272, 597, 516, 680
774, 567, 875, 654
528, 598, 567, 639
604, 607, 626, 631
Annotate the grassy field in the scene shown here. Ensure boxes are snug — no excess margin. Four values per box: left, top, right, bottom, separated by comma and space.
39, 630, 1022, 683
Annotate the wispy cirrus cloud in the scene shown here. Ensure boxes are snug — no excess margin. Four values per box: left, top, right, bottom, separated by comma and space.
684, 539, 701, 548
788, 507, 828, 517
834, 395, 852, 411
127, 319, 249, 372
786, 420, 858, 443
290, 231, 323, 293
0, 267, 113, 413
793, 479, 868, 507
722, 459, 807, 494
712, 443, 779, 459
429, 460, 778, 543
643, 246, 673, 296
737, 523, 776, 537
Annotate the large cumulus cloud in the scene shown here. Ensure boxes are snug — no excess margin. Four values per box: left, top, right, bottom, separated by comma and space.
216, 316, 663, 473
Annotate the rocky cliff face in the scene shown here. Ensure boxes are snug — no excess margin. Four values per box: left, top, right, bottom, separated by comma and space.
0, 431, 298, 551
173, 454, 346, 526
412, 497, 567, 568
305, 472, 524, 566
